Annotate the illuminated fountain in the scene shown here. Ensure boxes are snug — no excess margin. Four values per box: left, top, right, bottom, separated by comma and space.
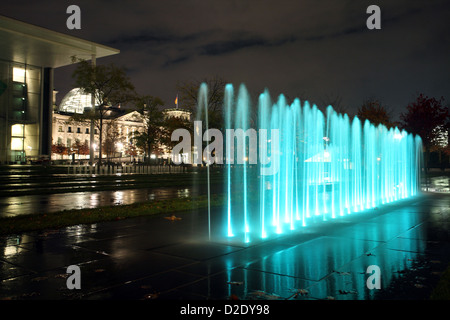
198, 84, 423, 243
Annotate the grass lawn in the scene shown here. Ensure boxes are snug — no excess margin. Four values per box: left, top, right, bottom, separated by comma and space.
430, 263, 450, 300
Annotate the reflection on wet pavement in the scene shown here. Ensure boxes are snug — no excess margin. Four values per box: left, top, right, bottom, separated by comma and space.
0, 185, 219, 218
0, 192, 449, 300
0, 174, 445, 219
422, 175, 450, 193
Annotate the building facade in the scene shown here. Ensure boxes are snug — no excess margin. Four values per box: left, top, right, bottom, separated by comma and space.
0, 63, 43, 163
52, 88, 191, 162
0, 15, 118, 164
52, 107, 146, 161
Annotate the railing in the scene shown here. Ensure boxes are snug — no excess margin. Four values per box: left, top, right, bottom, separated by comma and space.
67, 164, 186, 175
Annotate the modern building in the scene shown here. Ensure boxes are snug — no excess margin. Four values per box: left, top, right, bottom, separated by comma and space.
0, 15, 119, 164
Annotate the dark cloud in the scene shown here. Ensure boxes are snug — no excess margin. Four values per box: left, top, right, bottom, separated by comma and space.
1, 0, 449, 118
201, 36, 266, 56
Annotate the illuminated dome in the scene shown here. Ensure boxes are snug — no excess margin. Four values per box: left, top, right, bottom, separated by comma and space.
58, 88, 100, 114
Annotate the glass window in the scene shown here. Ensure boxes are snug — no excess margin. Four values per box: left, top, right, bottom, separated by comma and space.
11, 124, 24, 136
11, 138, 24, 151
13, 67, 26, 83
68, 126, 72, 133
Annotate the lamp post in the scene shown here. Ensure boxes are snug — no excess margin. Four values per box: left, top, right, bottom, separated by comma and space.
89, 54, 96, 166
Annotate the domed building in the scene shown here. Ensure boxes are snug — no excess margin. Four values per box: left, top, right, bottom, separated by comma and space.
58, 88, 101, 114
52, 88, 145, 162
52, 89, 192, 163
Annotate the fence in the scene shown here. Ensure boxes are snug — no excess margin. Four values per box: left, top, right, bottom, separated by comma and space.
67, 164, 186, 175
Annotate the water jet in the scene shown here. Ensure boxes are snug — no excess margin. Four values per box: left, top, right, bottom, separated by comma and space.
195, 84, 423, 243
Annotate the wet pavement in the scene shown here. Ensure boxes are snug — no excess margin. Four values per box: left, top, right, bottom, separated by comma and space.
422, 175, 450, 193
0, 191, 449, 301
0, 165, 223, 217
0, 185, 219, 218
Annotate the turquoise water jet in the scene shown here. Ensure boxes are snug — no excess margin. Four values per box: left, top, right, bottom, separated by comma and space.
218, 84, 423, 243
196, 83, 212, 240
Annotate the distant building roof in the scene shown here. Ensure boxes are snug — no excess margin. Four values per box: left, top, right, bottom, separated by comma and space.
164, 108, 191, 113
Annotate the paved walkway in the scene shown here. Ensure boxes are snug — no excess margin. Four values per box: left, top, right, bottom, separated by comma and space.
0, 192, 449, 301
0, 185, 216, 218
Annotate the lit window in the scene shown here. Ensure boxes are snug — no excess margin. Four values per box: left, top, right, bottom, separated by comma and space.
11, 124, 24, 136
13, 67, 26, 83
11, 138, 24, 150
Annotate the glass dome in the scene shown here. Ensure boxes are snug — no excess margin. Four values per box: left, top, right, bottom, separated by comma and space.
58, 88, 101, 114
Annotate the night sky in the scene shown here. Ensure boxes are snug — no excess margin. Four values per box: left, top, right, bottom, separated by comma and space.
1, 0, 449, 120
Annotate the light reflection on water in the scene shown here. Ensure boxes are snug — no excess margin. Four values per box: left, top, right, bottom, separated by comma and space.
0, 187, 199, 218
422, 175, 450, 193
89, 193, 99, 207
223, 208, 428, 300
0, 190, 446, 300
63, 224, 99, 242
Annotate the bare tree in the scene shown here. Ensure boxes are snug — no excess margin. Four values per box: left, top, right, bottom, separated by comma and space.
129, 95, 166, 162
70, 57, 135, 165
175, 75, 226, 130
102, 119, 123, 163
320, 92, 348, 115
357, 98, 393, 128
